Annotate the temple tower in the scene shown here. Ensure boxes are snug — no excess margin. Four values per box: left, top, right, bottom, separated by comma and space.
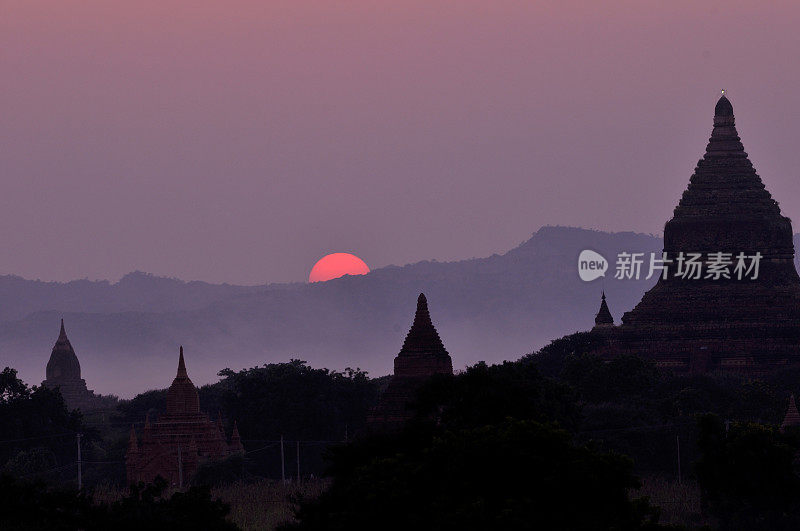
42, 320, 96, 410
126, 347, 244, 486
593, 94, 800, 373
367, 293, 453, 430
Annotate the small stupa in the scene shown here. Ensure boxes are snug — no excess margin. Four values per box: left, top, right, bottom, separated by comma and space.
592, 292, 614, 330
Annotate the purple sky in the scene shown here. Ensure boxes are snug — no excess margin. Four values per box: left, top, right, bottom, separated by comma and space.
3, 1, 800, 284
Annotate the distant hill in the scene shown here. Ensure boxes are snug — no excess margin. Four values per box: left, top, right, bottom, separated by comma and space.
6, 225, 772, 397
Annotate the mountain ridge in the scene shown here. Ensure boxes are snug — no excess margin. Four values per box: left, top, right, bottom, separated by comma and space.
4, 226, 786, 397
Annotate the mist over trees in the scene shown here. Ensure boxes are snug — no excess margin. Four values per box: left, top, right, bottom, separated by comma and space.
0, 227, 665, 396
9, 227, 800, 397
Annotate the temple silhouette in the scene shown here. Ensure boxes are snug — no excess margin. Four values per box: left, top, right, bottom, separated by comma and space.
367, 293, 453, 430
41, 320, 97, 411
591, 94, 800, 373
125, 347, 243, 486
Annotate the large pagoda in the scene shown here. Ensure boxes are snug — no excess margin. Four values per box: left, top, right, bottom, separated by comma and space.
593, 94, 800, 373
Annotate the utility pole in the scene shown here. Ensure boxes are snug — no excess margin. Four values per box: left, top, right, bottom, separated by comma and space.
296, 440, 300, 482
280, 435, 286, 483
76, 433, 82, 490
178, 446, 183, 489
676, 435, 682, 485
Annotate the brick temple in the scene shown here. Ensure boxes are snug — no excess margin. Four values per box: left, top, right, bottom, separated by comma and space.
367, 293, 453, 430
590, 94, 800, 374
125, 347, 243, 486
42, 320, 98, 411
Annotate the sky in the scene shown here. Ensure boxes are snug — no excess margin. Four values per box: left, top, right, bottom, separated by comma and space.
2, 0, 800, 285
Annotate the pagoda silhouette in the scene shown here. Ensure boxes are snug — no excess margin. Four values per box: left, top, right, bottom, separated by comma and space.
592, 94, 800, 373
126, 347, 243, 486
41, 320, 97, 410
367, 293, 453, 430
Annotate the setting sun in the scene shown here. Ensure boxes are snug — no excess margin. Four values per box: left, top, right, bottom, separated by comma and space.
309, 253, 370, 283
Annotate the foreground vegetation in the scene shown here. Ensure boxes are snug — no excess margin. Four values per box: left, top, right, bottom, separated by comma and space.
90, 479, 329, 531
0, 474, 238, 530
5, 333, 800, 529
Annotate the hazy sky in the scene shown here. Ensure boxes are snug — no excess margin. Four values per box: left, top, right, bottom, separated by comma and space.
3, 0, 800, 284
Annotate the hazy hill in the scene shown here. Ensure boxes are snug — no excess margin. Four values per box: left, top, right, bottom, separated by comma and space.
0, 226, 697, 396
0, 271, 261, 321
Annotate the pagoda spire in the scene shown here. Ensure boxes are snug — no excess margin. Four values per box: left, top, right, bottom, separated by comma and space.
594, 291, 614, 328
782, 394, 800, 432
45, 318, 82, 384
177, 346, 188, 379
166, 346, 200, 415
702, 92, 748, 160
400, 293, 448, 355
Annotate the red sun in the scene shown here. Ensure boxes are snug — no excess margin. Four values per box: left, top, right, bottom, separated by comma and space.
309, 253, 370, 283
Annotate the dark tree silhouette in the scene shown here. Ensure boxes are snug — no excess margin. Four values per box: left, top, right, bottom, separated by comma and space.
284, 419, 672, 531
0, 474, 239, 530
695, 414, 800, 530
0, 367, 91, 481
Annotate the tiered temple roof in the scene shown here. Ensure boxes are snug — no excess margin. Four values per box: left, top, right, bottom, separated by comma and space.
367, 294, 453, 430
394, 293, 453, 378
42, 320, 96, 411
589, 94, 800, 373
126, 347, 244, 486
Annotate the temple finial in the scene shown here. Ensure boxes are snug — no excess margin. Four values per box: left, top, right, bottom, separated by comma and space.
715, 91, 733, 117
177, 346, 188, 379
